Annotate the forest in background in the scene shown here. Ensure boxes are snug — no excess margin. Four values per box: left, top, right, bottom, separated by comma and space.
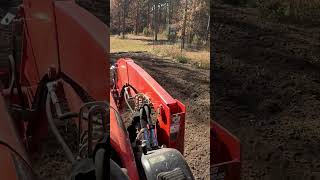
110, 0, 210, 48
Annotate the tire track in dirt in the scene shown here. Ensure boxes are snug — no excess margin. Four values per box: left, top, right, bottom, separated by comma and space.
111, 52, 210, 179
213, 2, 320, 179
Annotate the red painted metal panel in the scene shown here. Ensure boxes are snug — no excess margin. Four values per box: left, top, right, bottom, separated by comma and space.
54, 1, 108, 101
0, 146, 19, 180
22, 0, 59, 79
21, 26, 40, 86
211, 121, 241, 180
18, 0, 109, 151
0, 95, 29, 165
1, 0, 109, 178
115, 58, 186, 153
116, 59, 129, 86
110, 93, 139, 180
120, 58, 176, 105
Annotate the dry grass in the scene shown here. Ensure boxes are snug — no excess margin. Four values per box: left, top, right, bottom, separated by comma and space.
111, 35, 210, 69
110, 36, 152, 52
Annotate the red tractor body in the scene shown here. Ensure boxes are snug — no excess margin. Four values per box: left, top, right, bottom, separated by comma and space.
110, 58, 190, 179
211, 121, 241, 179
0, 0, 108, 179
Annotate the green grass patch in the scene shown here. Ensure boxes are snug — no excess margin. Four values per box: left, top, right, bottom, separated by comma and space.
176, 56, 190, 64
111, 35, 210, 69
110, 36, 151, 53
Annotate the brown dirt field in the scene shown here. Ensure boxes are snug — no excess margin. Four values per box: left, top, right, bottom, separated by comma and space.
213, 2, 320, 179
32, 121, 78, 180
111, 52, 211, 179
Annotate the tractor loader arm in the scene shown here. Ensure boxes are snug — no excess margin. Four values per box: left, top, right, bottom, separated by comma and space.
110, 58, 194, 180
0, 94, 34, 180
0, 0, 109, 179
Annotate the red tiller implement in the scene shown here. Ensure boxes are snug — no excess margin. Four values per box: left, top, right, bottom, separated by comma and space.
211, 121, 241, 179
110, 58, 194, 179
0, 0, 109, 179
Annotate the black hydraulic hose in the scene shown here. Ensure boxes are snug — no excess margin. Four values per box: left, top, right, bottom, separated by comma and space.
0, 140, 33, 172
140, 107, 151, 148
87, 106, 98, 156
8, 54, 26, 107
139, 108, 145, 129
110, 106, 126, 132
8, 54, 15, 96
58, 112, 78, 120
45, 94, 75, 164
78, 101, 109, 153
94, 148, 106, 180
144, 105, 152, 125
143, 105, 158, 147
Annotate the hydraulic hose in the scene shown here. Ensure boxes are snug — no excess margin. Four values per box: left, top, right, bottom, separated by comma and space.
46, 94, 75, 164
124, 87, 134, 113
144, 105, 152, 125
58, 112, 78, 120
94, 148, 106, 180
139, 108, 145, 129
140, 107, 150, 148
143, 105, 158, 147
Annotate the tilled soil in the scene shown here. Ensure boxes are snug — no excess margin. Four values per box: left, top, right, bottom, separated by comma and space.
32, 121, 78, 180
111, 52, 210, 179
213, 2, 320, 179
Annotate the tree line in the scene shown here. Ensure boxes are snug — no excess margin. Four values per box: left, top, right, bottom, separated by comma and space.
111, 0, 210, 47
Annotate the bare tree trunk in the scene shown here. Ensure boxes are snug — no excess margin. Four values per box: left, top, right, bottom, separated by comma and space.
167, 0, 170, 40
118, 8, 121, 36
206, 15, 210, 42
122, 0, 126, 39
154, 0, 158, 41
167, 0, 170, 24
189, 0, 196, 46
159, 3, 162, 28
147, 0, 150, 31
181, 0, 188, 49
135, 0, 139, 35
164, 1, 168, 25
